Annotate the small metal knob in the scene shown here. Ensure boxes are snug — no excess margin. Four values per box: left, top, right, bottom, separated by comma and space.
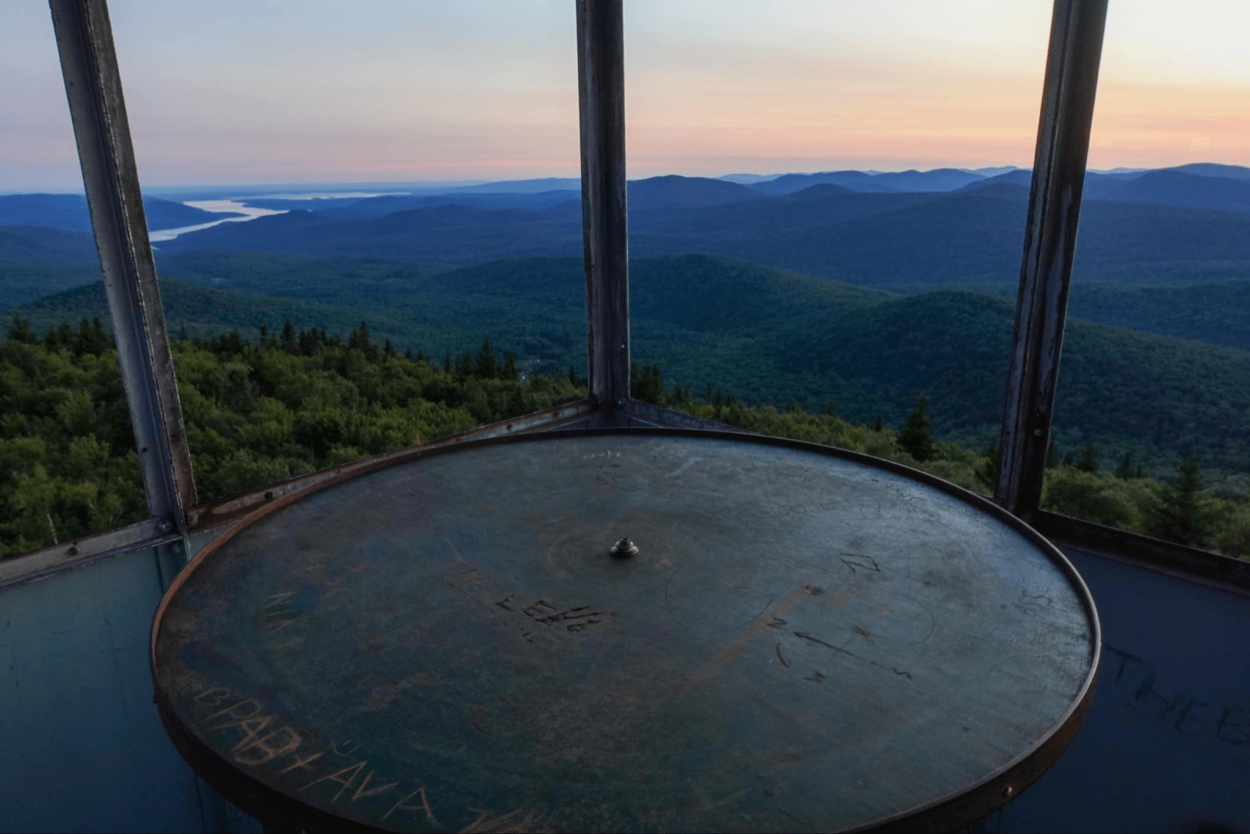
610, 537, 638, 558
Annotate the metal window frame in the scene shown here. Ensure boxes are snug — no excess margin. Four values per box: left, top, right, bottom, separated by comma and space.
996, 0, 1109, 521
5, 0, 1248, 595
49, 0, 197, 534
577, 0, 631, 410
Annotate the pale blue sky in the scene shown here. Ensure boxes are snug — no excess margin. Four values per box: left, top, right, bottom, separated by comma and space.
2, 1, 1247, 189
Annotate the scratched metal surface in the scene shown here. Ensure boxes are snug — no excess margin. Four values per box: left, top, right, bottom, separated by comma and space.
152, 430, 1098, 833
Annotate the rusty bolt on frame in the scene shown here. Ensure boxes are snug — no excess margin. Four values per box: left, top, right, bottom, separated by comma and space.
610, 537, 638, 558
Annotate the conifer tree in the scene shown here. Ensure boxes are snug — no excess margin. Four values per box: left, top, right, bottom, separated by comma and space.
7, 314, 36, 344
898, 394, 937, 462
1115, 451, 1136, 480
222, 327, 244, 354
1077, 443, 1098, 473
456, 350, 474, 379
475, 339, 496, 378
348, 321, 372, 352
87, 317, 109, 354
1149, 452, 1213, 548
978, 439, 1000, 491
48, 321, 73, 350
630, 363, 664, 404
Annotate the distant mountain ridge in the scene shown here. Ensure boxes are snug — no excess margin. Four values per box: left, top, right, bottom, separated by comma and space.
63, 172, 1250, 291
753, 168, 988, 195
0, 193, 242, 234
10, 166, 1250, 296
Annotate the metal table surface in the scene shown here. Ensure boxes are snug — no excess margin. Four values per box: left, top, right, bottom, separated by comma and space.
151, 429, 1100, 833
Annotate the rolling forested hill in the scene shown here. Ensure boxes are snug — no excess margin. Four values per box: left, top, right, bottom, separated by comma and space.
10, 253, 1250, 478
1065, 279, 1250, 351
5, 167, 1250, 488
0, 225, 99, 265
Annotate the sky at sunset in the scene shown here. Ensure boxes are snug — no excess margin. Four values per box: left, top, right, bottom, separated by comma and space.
2, 0, 1248, 190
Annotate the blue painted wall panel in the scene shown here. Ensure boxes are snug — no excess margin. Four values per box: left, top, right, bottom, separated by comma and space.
0, 547, 210, 833
1001, 546, 1250, 833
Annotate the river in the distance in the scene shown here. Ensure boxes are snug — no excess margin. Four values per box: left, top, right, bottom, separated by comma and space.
148, 191, 415, 243
148, 200, 287, 243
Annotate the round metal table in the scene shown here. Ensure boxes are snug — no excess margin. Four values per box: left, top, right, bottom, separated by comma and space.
151, 429, 1099, 832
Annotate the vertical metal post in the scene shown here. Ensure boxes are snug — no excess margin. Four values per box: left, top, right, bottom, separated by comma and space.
50, 0, 197, 532
576, 0, 630, 408
995, 0, 1108, 519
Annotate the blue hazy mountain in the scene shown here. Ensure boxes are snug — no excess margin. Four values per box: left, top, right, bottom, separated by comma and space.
1164, 163, 1250, 182
752, 168, 987, 195
0, 225, 99, 264
959, 165, 1250, 213
241, 190, 581, 214
0, 193, 242, 234
1087, 170, 1250, 212
11, 163, 1250, 300
628, 186, 936, 237
625, 175, 763, 210
238, 176, 759, 216
957, 169, 1036, 190
867, 168, 988, 192
0, 226, 100, 306
452, 177, 582, 194
751, 170, 899, 194
959, 166, 1020, 177
147, 175, 1250, 291
717, 173, 782, 185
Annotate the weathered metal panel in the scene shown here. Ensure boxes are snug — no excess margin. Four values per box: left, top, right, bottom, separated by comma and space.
49, 0, 197, 530
995, 0, 1108, 519
618, 398, 750, 432
0, 517, 179, 592
577, 0, 631, 408
1034, 510, 1250, 596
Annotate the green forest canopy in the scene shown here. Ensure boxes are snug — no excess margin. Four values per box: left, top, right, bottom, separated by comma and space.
4, 316, 1248, 563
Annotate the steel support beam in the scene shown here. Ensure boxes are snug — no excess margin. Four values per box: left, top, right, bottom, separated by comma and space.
576, 0, 630, 409
995, 0, 1108, 519
50, 0, 196, 532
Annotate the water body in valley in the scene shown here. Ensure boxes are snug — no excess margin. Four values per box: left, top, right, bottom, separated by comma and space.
149, 200, 287, 243
148, 192, 415, 243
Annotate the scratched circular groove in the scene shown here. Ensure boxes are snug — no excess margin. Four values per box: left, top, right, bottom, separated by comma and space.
152, 429, 1099, 833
